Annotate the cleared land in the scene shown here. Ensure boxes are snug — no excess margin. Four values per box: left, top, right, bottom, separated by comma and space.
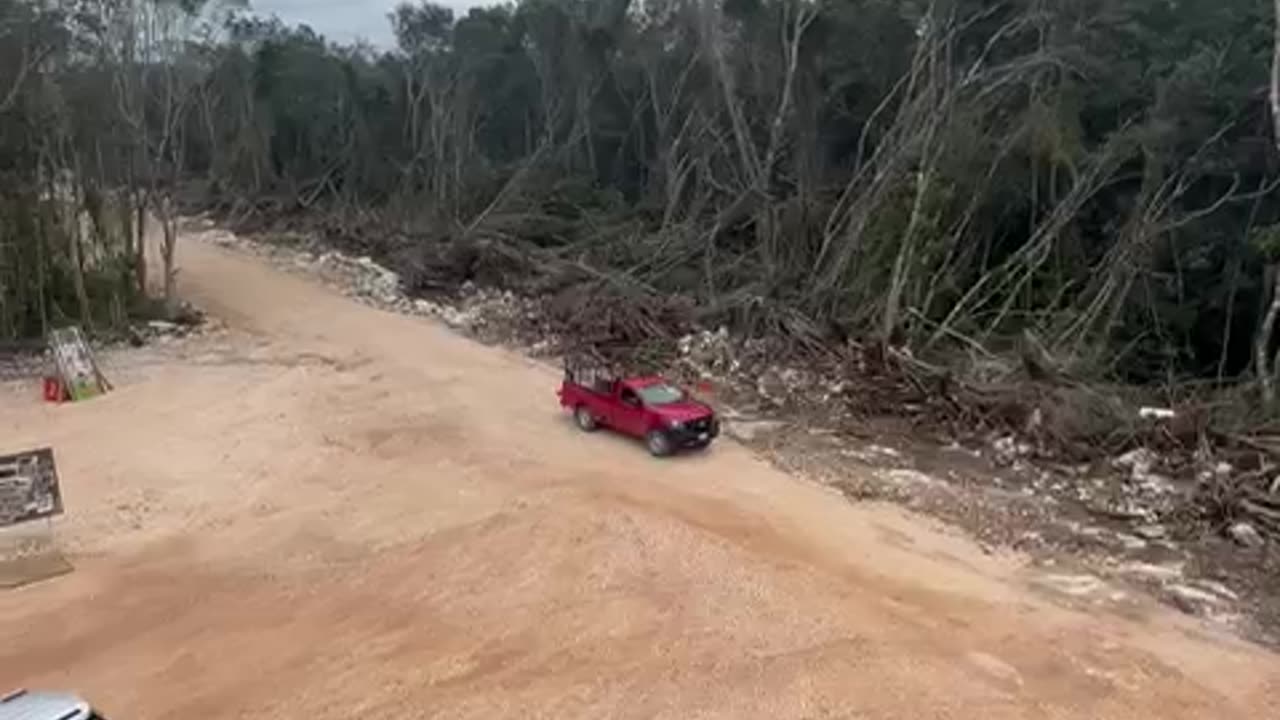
1, 235, 1277, 718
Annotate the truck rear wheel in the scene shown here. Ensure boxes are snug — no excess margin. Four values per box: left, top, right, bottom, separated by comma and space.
574, 406, 598, 432
646, 430, 673, 457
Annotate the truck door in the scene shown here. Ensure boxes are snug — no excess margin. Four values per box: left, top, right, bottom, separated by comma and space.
613, 385, 648, 436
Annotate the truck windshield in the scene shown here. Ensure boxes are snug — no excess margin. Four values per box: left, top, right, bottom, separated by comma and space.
637, 384, 684, 406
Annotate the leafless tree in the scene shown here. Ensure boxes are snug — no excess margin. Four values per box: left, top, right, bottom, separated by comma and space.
1255, 0, 1280, 407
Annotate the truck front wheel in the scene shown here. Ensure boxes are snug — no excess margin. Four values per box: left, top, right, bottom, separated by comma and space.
575, 406, 598, 432
646, 430, 673, 457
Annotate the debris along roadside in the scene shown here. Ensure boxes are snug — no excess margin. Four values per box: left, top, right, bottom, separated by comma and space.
187, 215, 1280, 646
188, 217, 555, 354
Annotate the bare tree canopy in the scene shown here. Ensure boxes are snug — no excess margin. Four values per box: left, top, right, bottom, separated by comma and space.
4, 0, 1280, 394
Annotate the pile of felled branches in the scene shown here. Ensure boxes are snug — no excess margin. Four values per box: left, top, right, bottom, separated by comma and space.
545, 283, 698, 372
1187, 432, 1280, 543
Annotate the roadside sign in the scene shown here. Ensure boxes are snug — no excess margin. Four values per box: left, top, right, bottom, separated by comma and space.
0, 449, 62, 529
47, 327, 108, 401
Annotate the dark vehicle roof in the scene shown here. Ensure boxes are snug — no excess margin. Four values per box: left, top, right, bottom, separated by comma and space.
0, 691, 92, 720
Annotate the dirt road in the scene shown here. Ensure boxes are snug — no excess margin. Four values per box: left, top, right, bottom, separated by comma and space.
2, 236, 1278, 718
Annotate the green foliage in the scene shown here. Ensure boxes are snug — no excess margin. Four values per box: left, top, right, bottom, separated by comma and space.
1251, 225, 1280, 264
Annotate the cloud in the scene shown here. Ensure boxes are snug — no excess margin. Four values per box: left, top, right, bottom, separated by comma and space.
250, 0, 486, 47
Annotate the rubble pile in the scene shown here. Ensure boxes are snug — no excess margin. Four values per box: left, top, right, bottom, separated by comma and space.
1099, 448, 1181, 521
135, 320, 199, 342
314, 252, 404, 306
1202, 462, 1280, 546
676, 327, 737, 379
673, 330, 859, 421
182, 222, 242, 248
0, 341, 49, 382
413, 284, 553, 353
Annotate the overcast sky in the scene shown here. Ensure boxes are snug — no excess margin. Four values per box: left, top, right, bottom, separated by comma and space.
250, 1, 487, 47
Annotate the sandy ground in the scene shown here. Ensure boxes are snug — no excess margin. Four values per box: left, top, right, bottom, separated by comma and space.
2, 236, 1279, 719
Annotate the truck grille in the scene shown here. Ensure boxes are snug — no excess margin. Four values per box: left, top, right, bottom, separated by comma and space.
689, 416, 713, 433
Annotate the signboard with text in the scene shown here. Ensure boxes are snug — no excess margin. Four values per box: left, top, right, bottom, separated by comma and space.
0, 448, 62, 528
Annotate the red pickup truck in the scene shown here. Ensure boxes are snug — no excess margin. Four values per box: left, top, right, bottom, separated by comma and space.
558, 364, 719, 457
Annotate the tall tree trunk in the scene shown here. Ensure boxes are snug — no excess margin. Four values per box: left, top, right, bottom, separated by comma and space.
133, 191, 147, 295
1256, 0, 1280, 408
1257, 266, 1280, 407
69, 208, 92, 329
883, 168, 932, 342
155, 194, 178, 316
1273, 0, 1280, 147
